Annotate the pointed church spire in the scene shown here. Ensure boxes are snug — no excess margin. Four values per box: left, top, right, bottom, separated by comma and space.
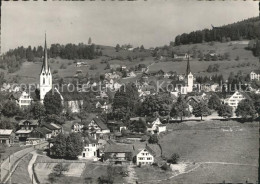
186, 55, 191, 75
43, 33, 49, 72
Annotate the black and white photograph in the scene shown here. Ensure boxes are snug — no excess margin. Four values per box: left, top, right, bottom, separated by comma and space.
0, 1, 259, 183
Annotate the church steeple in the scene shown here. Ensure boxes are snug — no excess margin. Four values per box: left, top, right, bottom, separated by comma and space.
42, 33, 49, 73
39, 33, 52, 103
186, 55, 191, 75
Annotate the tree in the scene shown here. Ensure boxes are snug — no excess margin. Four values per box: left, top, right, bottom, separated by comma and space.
30, 102, 46, 119
141, 94, 173, 117
2, 101, 20, 117
235, 99, 257, 120
66, 132, 83, 159
44, 90, 62, 115
52, 163, 69, 177
208, 93, 221, 110
217, 104, 233, 119
115, 44, 120, 52
170, 95, 190, 121
192, 101, 211, 120
148, 134, 159, 144
50, 133, 67, 158
113, 83, 139, 119
88, 37, 92, 45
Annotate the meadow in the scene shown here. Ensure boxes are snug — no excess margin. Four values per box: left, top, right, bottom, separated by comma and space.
4, 40, 258, 84
156, 120, 259, 183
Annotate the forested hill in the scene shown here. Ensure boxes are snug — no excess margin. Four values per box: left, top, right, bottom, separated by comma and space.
174, 16, 260, 45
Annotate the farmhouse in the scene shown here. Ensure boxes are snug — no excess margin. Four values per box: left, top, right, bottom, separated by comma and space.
103, 144, 133, 164
41, 122, 62, 137
223, 91, 250, 110
15, 119, 39, 141
250, 70, 260, 81
0, 129, 14, 145
30, 127, 52, 140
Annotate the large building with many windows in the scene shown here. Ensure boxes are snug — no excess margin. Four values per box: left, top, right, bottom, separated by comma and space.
250, 70, 260, 81
223, 91, 250, 110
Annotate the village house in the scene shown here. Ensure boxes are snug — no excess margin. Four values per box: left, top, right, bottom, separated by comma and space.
127, 71, 136, 78
106, 120, 126, 133
96, 101, 109, 112
103, 144, 133, 164
163, 72, 171, 79
0, 129, 15, 145
136, 146, 156, 165
41, 122, 62, 137
174, 53, 189, 61
72, 122, 84, 133
86, 118, 110, 139
105, 72, 120, 80
250, 70, 260, 81
79, 137, 99, 161
15, 120, 39, 141
27, 127, 52, 145
9, 91, 33, 108
147, 118, 166, 134
223, 91, 250, 111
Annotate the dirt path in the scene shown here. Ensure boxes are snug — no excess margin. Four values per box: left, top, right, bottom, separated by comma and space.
125, 165, 138, 184
28, 151, 38, 184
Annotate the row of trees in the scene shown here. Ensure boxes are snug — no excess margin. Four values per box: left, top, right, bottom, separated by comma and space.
5, 43, 102, 61
175, 16, 260, 45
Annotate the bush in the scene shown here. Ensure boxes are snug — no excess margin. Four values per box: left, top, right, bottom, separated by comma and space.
161, 163, 170, 171
168, 153, 180, 164
68, 62, 72, 65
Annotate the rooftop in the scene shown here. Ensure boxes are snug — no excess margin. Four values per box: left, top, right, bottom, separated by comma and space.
0, 129, 13, 135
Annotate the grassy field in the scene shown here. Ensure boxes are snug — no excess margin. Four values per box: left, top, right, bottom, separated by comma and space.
8, 153, 33, 184
156, 120, 259, 183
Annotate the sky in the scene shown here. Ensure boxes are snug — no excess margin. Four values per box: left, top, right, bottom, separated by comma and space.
1, 0, 259, 53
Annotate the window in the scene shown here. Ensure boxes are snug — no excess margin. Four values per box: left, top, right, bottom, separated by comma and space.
147, 157, 152, 160
43, 78, 45, 84
83, 153, 85, 157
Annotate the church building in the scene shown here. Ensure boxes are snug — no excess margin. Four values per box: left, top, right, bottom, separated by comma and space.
39, 34, 52, 103
38, 35, 83, 113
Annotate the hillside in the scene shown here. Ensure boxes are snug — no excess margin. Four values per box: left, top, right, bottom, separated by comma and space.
1, 39, 259, 84
150, 40, 259, 80
175, 16, 260, 45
